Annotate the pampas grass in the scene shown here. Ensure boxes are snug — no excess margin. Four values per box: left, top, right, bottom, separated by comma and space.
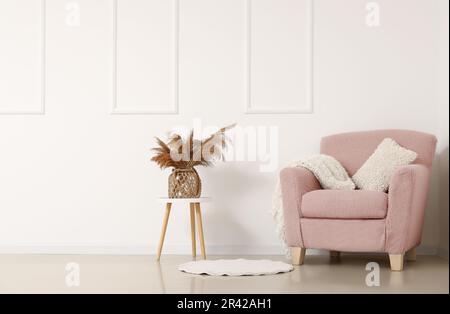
151, 124, 236, 169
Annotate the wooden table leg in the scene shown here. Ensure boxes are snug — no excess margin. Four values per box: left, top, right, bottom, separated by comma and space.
156, 203, 172, 261
190, 203, 196, 258
195, 203, 206, 259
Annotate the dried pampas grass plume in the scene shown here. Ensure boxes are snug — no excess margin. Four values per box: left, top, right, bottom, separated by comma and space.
151, 123, 236, 169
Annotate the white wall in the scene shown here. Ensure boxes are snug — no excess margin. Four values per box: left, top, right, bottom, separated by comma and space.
0, 0, 447, 255
437, 0, 449, 259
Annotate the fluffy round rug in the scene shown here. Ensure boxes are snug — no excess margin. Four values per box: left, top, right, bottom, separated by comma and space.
178, 259, 293, 276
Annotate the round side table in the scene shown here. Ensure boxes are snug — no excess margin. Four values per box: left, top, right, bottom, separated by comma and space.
156, 197, 212, 261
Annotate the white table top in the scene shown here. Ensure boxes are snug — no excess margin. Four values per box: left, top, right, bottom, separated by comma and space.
157, 197, 212, 204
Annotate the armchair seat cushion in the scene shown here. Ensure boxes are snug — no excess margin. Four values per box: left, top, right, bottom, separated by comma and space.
301, 190, 388, 219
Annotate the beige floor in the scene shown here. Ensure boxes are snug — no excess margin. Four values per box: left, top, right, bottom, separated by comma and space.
0, 254, 448, 294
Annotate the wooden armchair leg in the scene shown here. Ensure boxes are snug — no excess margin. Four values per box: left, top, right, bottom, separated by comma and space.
405, 247, 416, 262
291, 247, 306, 266
389, 254, 404, 271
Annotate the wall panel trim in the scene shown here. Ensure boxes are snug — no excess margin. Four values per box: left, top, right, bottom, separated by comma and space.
0, 0, 46, 115
244, 0, 314, 114
110, 0, 179, 115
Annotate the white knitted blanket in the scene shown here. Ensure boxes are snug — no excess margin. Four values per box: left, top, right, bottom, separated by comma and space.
271, 155, 355, 256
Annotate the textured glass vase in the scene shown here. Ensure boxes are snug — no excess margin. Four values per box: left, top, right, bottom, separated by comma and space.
168, 168, 201, 198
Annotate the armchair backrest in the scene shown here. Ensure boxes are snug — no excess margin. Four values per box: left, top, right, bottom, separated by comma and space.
320, 129, 437, 176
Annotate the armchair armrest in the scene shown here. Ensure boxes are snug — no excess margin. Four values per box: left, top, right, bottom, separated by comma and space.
279, 167, 322, 247
386, 164, 430, 254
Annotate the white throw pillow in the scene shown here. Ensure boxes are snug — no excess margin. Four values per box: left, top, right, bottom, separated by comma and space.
352, 138, 417, 192
300, 155, 355, 190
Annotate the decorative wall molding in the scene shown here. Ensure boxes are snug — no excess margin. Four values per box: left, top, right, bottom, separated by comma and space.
110, 0, 179, 115
0, 0, 46, 115
244, 0, 313, 114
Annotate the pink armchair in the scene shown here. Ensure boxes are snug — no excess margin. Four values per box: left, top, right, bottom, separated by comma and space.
280, 130, 437, 271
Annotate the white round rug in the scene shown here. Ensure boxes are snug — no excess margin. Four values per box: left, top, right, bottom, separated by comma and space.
178, 259, 293, 276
